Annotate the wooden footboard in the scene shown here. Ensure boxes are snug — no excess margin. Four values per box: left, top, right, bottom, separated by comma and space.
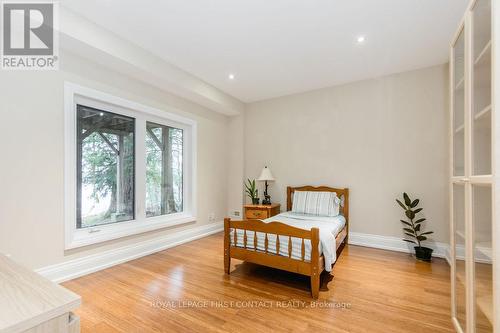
224, 218, 322, 298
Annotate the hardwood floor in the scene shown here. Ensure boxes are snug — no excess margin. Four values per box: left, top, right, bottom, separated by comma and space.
63, 232, 453, 333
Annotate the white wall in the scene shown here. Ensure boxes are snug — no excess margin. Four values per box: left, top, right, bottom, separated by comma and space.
244, 64, 449, 243
226, 114, 245, 218
0, 50, 230, 269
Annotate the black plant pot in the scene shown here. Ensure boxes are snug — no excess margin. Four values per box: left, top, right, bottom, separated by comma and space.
252, 198, 260, 205
414, 246, 433, 262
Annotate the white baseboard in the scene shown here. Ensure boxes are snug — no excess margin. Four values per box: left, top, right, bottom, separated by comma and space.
37, 224, 455, 283
349, 232, 451, 264
36, 221, 223, 283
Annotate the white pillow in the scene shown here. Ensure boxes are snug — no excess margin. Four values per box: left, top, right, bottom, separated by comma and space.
292, 191, 340, 217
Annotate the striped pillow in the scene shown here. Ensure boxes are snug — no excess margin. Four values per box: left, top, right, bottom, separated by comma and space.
292, 191, 340, 217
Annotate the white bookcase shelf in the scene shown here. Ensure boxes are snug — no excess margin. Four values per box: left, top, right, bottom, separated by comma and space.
474, 104, 491, 120
474, 40, 491, 66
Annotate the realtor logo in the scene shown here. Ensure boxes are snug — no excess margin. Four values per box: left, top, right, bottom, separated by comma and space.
1, 2, 59, 70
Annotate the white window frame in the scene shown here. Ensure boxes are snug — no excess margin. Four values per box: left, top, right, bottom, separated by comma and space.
64, 82, 197, 249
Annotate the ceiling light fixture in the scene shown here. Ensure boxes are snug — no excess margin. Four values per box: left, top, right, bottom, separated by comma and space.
228, 74, 235, 80
357, 36, 366, 44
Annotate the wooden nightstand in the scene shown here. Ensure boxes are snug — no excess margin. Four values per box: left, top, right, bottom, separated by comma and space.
244, 203, 280, 219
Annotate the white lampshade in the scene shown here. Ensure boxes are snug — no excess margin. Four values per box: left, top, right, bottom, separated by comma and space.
257, 166, 275, 181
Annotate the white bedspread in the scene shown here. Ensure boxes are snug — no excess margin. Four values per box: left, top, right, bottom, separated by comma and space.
230, 212, 345, 272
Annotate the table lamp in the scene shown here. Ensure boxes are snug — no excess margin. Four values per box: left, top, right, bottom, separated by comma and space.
257, 166, 275, 205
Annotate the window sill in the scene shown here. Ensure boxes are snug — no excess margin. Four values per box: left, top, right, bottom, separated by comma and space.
65, 213, 196, 250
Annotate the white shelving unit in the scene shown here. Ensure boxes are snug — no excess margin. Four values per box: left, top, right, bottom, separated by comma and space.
449, 0, 497, 332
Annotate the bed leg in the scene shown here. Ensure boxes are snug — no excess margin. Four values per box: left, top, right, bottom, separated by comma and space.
224, 255, 230, 275
224, 218, 231, 275
311, 273, 320, 299
310, 227, 320, 299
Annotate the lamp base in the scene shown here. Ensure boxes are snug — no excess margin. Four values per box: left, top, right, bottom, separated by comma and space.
262, 194, 271, 205
262, 181, 271, 205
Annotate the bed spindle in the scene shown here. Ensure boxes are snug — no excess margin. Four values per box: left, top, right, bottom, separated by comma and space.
288, 236, 292, 258
233, 227, 237, 246
265, 233, 269, 253
253, 232, 257, 250
243, 229, 247, 249
276, 235, 280, 255
301, 238, 305, 261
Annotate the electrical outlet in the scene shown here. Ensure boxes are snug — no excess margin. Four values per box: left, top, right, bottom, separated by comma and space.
208, 212, 215, 222
233, 211, 241, 217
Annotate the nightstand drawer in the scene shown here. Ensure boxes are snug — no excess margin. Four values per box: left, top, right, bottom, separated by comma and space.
243, 204, 280, 220
246, 209, 269, 219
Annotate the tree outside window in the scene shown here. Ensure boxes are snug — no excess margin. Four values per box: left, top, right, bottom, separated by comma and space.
146, 122, 183, 217
77, 105, 135, 228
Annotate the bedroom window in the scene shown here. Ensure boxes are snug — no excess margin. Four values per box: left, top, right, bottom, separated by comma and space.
77, 106, 135, 229
145, 122, 183, 217
65, 83, 197, 249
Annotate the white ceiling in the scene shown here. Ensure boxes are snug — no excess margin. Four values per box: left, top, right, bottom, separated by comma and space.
62, 0, 468, 103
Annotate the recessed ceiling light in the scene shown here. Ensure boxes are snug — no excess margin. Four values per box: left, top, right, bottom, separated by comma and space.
228, 74, 235, 80
357, 36, 366, 44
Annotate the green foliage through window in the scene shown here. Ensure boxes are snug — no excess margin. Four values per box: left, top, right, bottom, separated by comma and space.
77, 106, 135, 228
146, 122, 183, 217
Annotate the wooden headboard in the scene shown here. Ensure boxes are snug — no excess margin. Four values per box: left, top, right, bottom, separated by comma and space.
286, 185, 349, 224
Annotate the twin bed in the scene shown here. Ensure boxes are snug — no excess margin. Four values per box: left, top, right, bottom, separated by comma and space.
224, 185, 349, 298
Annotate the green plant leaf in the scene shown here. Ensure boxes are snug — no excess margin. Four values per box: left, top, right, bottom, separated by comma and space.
403, 228, 414, 234
400, 220, 412, 227
245, 179, 257, 199
414, 218, 426, 224
420, 231, 434, 236
403, 239, 417, 244
417, 236, 427, 241
405, 210, 415, 219
415, 224, 421, 232
396, 199, 407, 210
413, 208, 423, 214
404, 232, 416, 238
410, 199, 420, 208
403, 193, 411, 206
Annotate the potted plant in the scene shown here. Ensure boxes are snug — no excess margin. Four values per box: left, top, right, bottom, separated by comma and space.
245, 179, 259, 205
396, 193, 434, 261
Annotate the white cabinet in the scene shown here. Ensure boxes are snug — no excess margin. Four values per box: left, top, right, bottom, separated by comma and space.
0, 255, 81, 333
449, 0, 497, 332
